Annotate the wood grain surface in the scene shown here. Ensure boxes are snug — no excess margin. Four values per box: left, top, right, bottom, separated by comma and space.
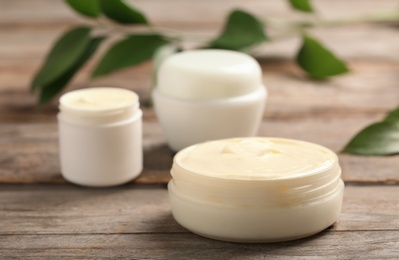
1, 0, 399, 258
2, 232, 398, 259
0, 185, 398, 235
0, 185, 398, 259
1, 118, 399, 185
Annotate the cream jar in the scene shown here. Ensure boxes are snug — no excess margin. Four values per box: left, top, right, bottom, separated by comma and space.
168, 137, 344, 242
152, 50, 267, 151
58, 87, 143, 187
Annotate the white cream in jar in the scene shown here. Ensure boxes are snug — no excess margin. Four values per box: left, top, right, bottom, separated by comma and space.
169, 137, 344, 242
58, 87, 143, 187
153, 49, 267, 151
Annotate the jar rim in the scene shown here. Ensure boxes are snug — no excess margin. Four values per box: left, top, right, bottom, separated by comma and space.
60, 87, 139, 114
59, 87, 140, 125
170, 137, 343, 205
173, 137, 338, 182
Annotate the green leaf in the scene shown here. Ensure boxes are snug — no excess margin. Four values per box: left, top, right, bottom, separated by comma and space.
342, 121, 399, 155
39, 37, 104, 105
99, 0, 147, 24
296, 35, 349, 79
31, 27, 91, 92
92, 34, 168, 77
384, 107, 399, 123
65, 0, 100, 18
209, 9, 267, 50
289, 0, 314, 13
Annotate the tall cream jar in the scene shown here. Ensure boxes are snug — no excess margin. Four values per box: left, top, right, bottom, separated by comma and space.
168, 137, 344, 242
153, 50, 267, 151
58, 87, 143, 187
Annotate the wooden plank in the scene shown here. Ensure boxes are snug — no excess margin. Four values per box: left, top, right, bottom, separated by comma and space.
0, 185, 398, 235
1, 116, 398, 184
0, 232, 398, 259
338, 185, 399, 231
0, 185, 181, 235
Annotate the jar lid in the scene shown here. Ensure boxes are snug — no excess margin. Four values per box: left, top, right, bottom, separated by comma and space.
157, 50, 264, 101
59, 87, 139, 125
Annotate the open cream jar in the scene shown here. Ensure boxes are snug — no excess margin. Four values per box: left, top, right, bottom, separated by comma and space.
153, 50, 267, 151
168, 137, 344, 242
58, 87, 143, 187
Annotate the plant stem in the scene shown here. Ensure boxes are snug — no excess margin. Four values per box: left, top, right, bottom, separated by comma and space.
264, 10, 399, 30
93, 9, 399, 44
311, 10, 399, 28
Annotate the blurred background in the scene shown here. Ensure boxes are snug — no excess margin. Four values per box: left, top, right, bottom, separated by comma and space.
1, 0, 398, 108
0, 0, 398, 182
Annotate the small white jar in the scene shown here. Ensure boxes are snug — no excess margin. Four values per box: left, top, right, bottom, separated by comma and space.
58, 87, 143, 187
169, 137, 344, 243
153, 50, 267, 151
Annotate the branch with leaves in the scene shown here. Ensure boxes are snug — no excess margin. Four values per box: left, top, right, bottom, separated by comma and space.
31, 0, 399, 155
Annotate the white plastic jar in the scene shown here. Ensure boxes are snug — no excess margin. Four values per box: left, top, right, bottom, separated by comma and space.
58, 87, 143, 187
169, 137, 344, 242
153, 49, 267, 151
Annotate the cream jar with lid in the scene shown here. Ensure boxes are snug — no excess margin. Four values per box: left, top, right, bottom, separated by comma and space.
58, 87, 143, 187
152, 49, 267, 151
168, 137, 344, 242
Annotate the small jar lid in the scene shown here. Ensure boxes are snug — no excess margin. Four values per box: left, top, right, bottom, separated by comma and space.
157, 50, 264, 101
59, 87, 139, 125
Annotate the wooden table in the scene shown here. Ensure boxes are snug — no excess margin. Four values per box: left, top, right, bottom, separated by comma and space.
1, 0, 399, 258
